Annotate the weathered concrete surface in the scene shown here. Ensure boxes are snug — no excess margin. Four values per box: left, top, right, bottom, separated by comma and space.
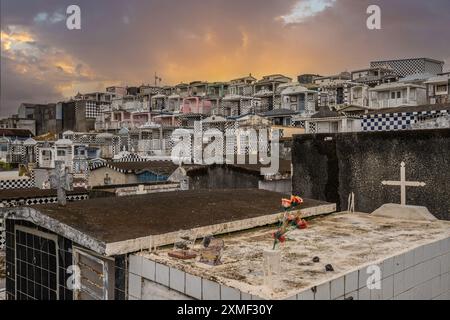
139, 212, 450, 300
0, 190, 335, 256
372, 204, 438, 222
293, 129, 450, 220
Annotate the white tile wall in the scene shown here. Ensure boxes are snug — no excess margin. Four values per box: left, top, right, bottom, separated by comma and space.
128, 273, 142, 299
403, 267, 415, 292
345, 271, 358, 294
130, 236, 450, 301
404, 250, 414, 270
169, 267, 185, 293
155, 263, 170, 287
358, 286, 370, 300
203, 279, 220, 300
358, 268, 369, 289
330, 277, 345, 300
370, 281, 382, 300
431, 276, 442, 299
297, 289, 314, 300
414, 245, 425, 265
241, 292, 252, 300
314, 283, 330, 300
221, 286, 241, 300
441, 273, 450, 293
185, 274, 202, 300
394, 254, 405, 274
393, 269, 405, 296
142, 258, 156, 281
382, 276, 394, 300
129, 255, 143, 275
382, 258, 394, 278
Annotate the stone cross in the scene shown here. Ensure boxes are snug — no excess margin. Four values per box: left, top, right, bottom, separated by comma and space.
50, 160, 73, 206
382, 162, 426, 206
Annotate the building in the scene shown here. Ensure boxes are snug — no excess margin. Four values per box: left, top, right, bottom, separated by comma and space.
87, 161, 188, 187
253, 75, 292, 112
361, 104, 450, 132
295, 108, 362, 134
425, 74, 450, 105
351, 67, 399, 87
370, 58, 444, 78
280, 84, 318, 115
228, 75, 257, 96
317, 79, 368, 109
17, 103, 60, 136
368, 82, 427, 109
297, 74, 321, 85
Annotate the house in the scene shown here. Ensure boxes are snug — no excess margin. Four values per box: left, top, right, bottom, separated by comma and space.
151, 94, 167, 111
370, 58, 444, 78
205, 82, 229, 115
425, 74, 450, 105
280, 84, 317, 115
297, 74, 321, 85
221, 94, 260, 117
361, 104, 450, 132
0, 131, 36, 165
180, 97, 212, 115
313, 72, 351, 86
18, 103, 59, 136
228, 75, 257, 96
294, 108, 362, 134
259, 109, 299, 126
351, 67, 398, 87
0, 190, 335, 300
87, 161, 187, 187
314, 72, 369, 109
369, 82, 427, 109
37, 139, 89, 175
253, 75, 292, 112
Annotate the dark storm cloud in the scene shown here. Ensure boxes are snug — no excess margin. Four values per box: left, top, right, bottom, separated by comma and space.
1, 0, 449, 117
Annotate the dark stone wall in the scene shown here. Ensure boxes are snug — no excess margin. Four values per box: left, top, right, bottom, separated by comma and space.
292, 129, 450, 220
188, 166, 260, 190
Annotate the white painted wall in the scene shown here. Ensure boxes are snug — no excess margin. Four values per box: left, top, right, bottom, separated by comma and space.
128, 236, 450, 300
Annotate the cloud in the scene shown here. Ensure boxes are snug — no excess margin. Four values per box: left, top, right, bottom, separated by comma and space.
33, 10, 65, 24
1, 0, 449, 117
0, 24, 114, 116
280, 0, 337, 24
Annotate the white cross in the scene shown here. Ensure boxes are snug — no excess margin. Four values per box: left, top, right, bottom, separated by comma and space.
381, 162, 426, 206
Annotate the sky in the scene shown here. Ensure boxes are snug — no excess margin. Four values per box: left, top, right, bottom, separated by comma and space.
1, 0, 450, 117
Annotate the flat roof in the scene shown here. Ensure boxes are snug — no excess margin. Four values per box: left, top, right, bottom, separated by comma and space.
140, 212, 450, 300
0, 188, 88, 200
371, 57, 445, 65
2, 189, 335, 256
365, 103, 450, 116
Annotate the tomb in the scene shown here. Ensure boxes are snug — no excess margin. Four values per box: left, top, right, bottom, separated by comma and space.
0, 189, 335, 300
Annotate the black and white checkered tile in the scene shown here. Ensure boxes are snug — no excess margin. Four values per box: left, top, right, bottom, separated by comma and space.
113, 153, 145, 162
85, 101, 101, 119
362, 110, 449, 132
0, 194, 87, 250
370, 58, 443, 77
0, 194, 89, 209
0, 178, 34, 190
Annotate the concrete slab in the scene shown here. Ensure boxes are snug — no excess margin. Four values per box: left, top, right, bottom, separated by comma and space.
372, 204, 438, 222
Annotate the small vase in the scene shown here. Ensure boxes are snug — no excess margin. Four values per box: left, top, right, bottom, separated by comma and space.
263, 249, 281, 289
